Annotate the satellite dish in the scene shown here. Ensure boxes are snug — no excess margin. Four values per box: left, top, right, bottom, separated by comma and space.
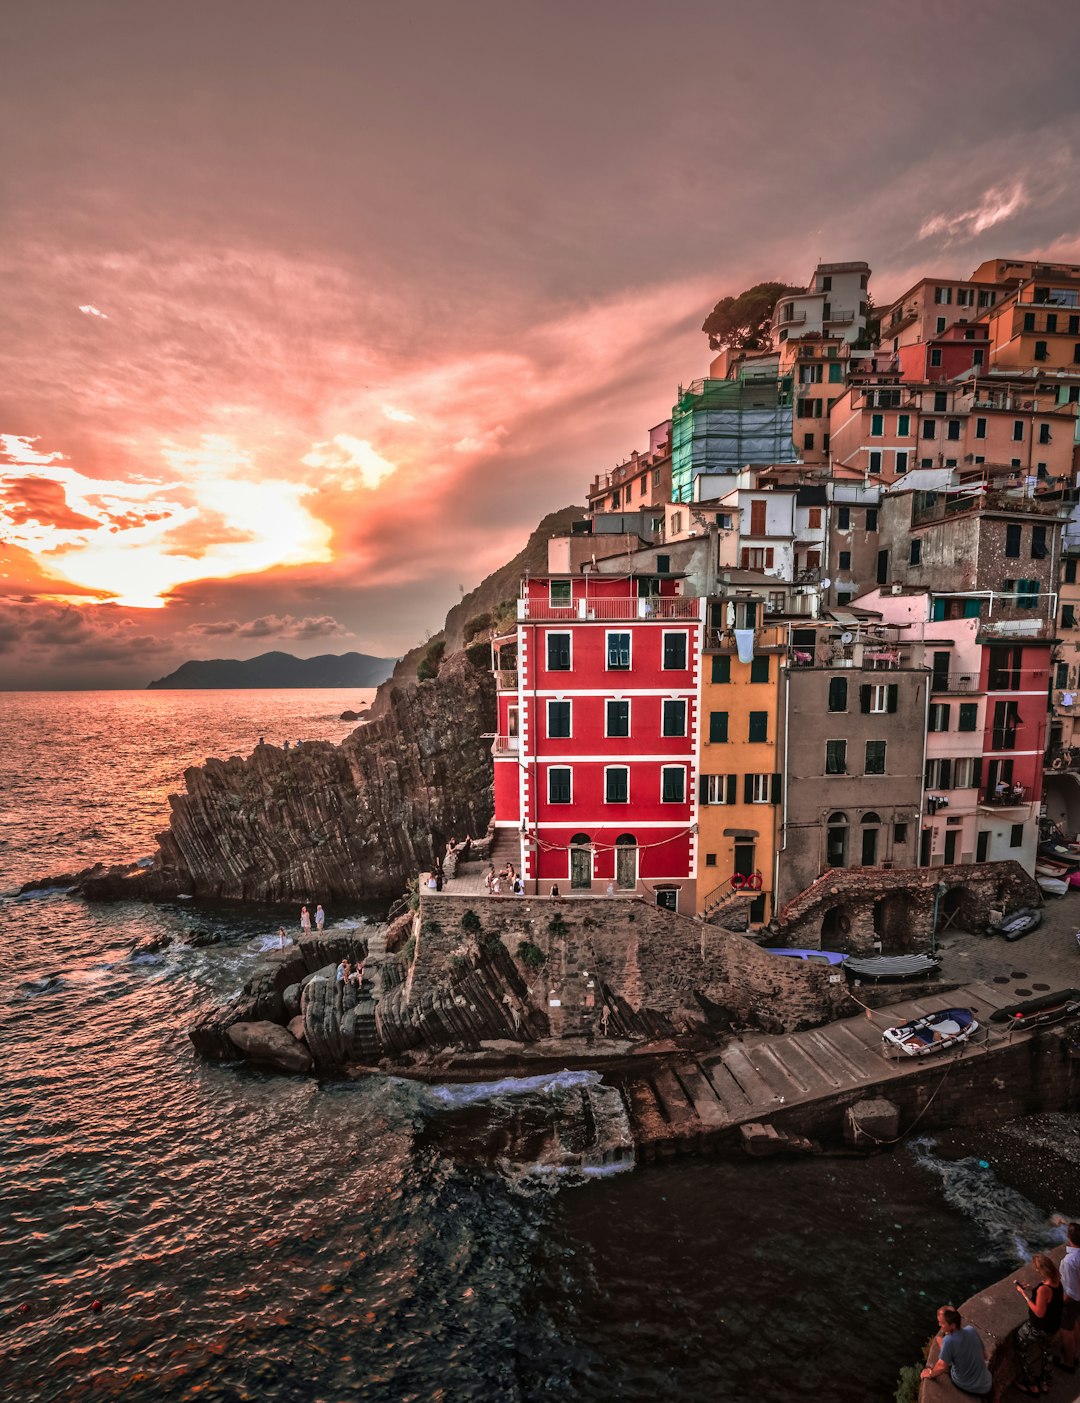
820, 577, 832, 590
841, 631, 854, 644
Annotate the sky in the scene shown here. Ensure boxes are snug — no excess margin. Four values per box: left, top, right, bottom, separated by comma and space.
4, 0, 1080, 688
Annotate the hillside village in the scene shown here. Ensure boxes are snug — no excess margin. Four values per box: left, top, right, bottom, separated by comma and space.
479, 255, 1080, 935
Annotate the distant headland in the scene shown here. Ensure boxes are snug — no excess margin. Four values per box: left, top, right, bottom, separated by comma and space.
146, 650, 398, 690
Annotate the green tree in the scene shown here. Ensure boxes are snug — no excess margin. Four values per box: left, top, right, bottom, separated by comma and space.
702, 281, 800, 352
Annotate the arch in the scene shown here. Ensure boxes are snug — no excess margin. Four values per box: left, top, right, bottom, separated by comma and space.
826, 812, 849, 868
615, 834, 637, 890
570, 834, 592, 890
859, 811, 882, 866
821, 905, 851, 942
873, 891, 916, 952
861, 811, 882, 824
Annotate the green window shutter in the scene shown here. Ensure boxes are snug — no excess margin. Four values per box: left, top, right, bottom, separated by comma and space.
971, 758, 982, 789
743, 774, 754, 804
829, 362, 843, 383
771, 773, 781, 804
887, 684, 898, 713
750, 656, 769, 683
709, 712, 728, 743
860, 685, 871, 713
711, 654, 730, 683
699, 775, 710, 805
748, 711, 768, 742
959, 703, 977, 732
726, 774, 737, 805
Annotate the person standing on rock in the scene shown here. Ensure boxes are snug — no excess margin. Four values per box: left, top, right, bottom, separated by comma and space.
315, 904, 325, 933
300, 905, 311, 935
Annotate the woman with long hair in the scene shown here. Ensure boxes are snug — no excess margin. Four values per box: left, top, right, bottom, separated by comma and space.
1014, 1253, 1063, 1395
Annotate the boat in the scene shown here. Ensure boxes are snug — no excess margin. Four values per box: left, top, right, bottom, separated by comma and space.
1038, 875, 1070, 899
986, 907, 1043, 940
765, 948, 848, 966
882, 1007, 978, 1058
1037, 841, 1080, 870
843, 953, 941, 982
990, 989, 1080, 1026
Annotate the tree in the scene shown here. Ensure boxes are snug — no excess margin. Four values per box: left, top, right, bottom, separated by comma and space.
702, 281, 801, 352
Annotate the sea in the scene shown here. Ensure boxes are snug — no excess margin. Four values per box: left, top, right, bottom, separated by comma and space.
0, 689, 1076, 1402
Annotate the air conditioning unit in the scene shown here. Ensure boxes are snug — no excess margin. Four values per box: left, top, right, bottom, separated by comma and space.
891, 584, 903, 594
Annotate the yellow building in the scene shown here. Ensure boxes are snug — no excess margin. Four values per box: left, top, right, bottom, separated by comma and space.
696, 601, 783, 924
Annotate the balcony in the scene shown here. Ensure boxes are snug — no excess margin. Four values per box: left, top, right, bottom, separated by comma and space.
519, 596, 704, 622
823, 307, 855, 324
495, 669, 518, 691
930, 672, 980, 693
978, 786, 1029, 811
775, 308, 807, 326
492, 734, 520, 755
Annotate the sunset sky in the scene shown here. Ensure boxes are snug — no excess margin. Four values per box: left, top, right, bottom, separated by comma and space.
4, 0, 1080, 688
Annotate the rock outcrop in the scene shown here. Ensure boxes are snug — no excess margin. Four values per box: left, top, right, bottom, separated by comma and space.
78, 648, 495, 904
227, 1020, 313, 1074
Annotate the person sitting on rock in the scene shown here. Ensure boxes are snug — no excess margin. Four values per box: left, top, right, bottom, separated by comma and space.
349, 961, 364, 990
920, 1306, 992, 1397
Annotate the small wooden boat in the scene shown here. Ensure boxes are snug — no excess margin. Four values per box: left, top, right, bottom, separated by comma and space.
987, 907, 1043, 940
882, 1007, 978, 1058
843, 953, 941, 982
765, 948, 848, 966
1038, 875, 1070, 899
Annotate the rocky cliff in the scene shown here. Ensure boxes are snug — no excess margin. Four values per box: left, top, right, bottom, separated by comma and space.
81, 648, 495, 902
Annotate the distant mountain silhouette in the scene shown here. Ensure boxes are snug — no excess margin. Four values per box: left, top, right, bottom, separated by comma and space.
147, 650, 398, 690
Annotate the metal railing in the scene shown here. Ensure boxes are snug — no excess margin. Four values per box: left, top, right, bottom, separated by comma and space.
519, 596, 703, 622
492, 735, 520, 754
979, 787, 1028, 808
495, 669, 518, 691
930, 672, 980, 693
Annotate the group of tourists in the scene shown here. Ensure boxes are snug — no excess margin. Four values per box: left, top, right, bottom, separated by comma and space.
485, 863, 523, 896
334, 957, 365, 1001
298, 904, 326, 935
921, 1225, 1079, 1397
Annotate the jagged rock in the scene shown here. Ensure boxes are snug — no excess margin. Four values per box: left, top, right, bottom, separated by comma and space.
301, 978, 348, 1069
130, 931, 173, 955
339, 710, 360, 721
227, 1020, 312, 1074
287, 1015, 306, 1042
180, 928, 221, 948
283, 982, 303, 1017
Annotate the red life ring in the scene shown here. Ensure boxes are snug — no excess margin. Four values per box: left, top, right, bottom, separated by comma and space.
730, 872, 746, 890
746, 871, 763, 891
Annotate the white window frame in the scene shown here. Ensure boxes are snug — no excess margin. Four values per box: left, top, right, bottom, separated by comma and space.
953, 757, 974, 789
604, 765, 630, 804
660, 765, 687, 803
545, 631, 572, 672
661, 630, 689, 672
547, 766, 572, 805
750, 774, 772, 804
548, 579, 572, 609
704, 775, 729, 804
869, 684, 889, 714
605, 629, 632, 671
546, 698, 572, 739
605, 697, 632, 738
662, 698, 687, 737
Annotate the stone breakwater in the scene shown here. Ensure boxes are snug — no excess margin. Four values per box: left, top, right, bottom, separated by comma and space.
75, 650, 496, 904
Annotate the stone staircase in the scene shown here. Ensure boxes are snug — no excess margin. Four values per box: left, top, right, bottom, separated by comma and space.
700, 883, 757, 928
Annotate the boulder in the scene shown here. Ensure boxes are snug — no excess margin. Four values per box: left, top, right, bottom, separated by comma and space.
227, 1020, 312, 1074
287, 1015, 307, 1042
130, 931, 173, 956
339, 710, 360, 721
181, 928, 221, 948
283, 982, 303, 1018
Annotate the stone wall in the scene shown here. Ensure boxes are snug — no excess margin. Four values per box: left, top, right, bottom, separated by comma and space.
773, 859, 1041, 953
406, 893, 854, 1041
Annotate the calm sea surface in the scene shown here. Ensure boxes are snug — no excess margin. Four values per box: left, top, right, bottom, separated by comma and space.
0, 690, 1073, 1401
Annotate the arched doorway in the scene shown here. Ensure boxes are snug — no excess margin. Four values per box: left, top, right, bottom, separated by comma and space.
860, 812, 882, 867
821, 905, 850, 943
615, 834, 637, 890
873, 891, 915, 952
570, 833, 592, 890
826, 812, 849, 868
939, 884, 967, 932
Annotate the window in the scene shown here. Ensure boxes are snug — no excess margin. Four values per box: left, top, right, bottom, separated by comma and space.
1005, 523, 1021, 557
1013, 420, 1024, 441
1074, 343, 1080, 364
797, 397, 823, 418
705, 853, 717, 866
891, 413, 908, 438
1063, 605, 1076, 629
829, 362, 843, 383
1057, 662, 1069, 688
1017, 579, 1040, 610
655, 887, 679, 912
803, 432, 815, 450
709, 711, 728, 743
662, 699, 687, 737
946, 419, 961, 440
822, 275, 832, 291
865, 740, 886, 774
839, 550, 851, 569
1032, 525, 1047, 559
828, 676, 848, 712
750, 500, 767, 534
929, 349, 942, 368
605, 767, 629, 803
826, 739, 847, 774
894, 823, 908, 844
871, 413, 883, 437
750, 656, 770, 683
934, 286, 952, 304
975, 416, 987, 439
935, 317, 947, 334
656, 554, 670, 574
862, 683, 897, 714
991, 699, 1019, 750
661, 766, 686, 803
1071, 315, 1080, 335
747, 773, 774, 804
869, 450, 882, 473
548, 767, 571, 804
549, 579, 572, 607
1067, 558, 1079, 585
605, 699, 630, 737
1035, 341, 1048, 361
807, 507, 822, 528
1009, 823, 1024, 849
1038, 423, 1051, 445
663, 633, 687, 670
701, 774, 735, 805
837, 506, 850, 530
929, 702, 950, 732
1023, 311, 1036, 330
909, 539, 921, 565
922, 420, 937, 439
934, 390, 948, 412
748, 711, 768, 742
711, 654, 730, 684
866, 509, 877, 531
547, 700, 571, 738
958, 703, 978, 732
606, 631, 631, 670
973, 349, 985, 365
547, 633, 571, 671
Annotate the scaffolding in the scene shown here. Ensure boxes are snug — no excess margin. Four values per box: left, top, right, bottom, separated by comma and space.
671, 372, 797, 502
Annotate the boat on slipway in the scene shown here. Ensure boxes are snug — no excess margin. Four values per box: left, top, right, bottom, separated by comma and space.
986, 907, 1043, 941
764, 948, 848, 966
882, 1007, 978, 1058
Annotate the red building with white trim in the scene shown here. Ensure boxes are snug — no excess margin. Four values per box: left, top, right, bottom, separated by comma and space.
491, 573, 704, 910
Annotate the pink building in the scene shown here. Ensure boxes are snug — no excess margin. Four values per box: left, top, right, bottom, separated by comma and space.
491, 573, 705, 910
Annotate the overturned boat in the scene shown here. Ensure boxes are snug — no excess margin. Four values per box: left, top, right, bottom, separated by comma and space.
986, 907, 1043, 941
882, 1007, 978, 1058
843, 953, 941, 982
765, 948, 848, 966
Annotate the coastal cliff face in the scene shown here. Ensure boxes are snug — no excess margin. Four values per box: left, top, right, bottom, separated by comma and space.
82, 650, 496, 903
